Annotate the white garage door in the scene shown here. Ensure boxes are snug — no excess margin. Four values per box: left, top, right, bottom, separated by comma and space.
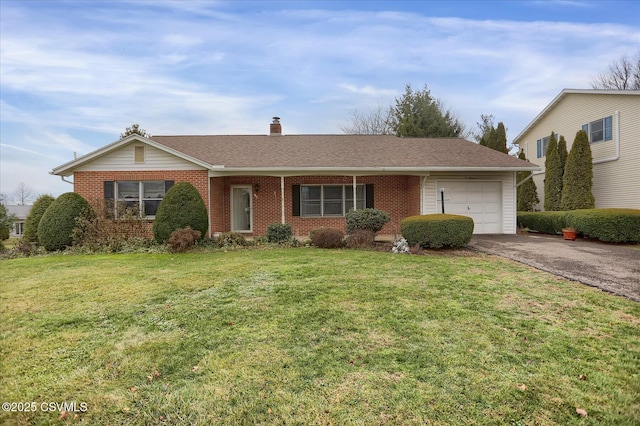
437, 181, 502, 234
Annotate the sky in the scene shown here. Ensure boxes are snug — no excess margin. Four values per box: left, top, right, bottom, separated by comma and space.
1, 0, 639, 202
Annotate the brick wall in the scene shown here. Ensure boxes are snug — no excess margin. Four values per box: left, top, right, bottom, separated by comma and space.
74, 170, 210, 235
210, 175, 420, 238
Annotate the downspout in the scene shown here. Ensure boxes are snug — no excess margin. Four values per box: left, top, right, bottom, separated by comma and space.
593, 110, 620, 165
60, 175, 74, 185
207, 176, 212, 237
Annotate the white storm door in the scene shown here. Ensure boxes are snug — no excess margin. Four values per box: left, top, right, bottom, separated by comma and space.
231, 186, 252, 232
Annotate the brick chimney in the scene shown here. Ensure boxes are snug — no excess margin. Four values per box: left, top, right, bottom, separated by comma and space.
270, 117, 282, 136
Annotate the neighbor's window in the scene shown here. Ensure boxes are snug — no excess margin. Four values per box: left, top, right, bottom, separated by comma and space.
536, 132, 560, 158
115, 181, 166, 217
301, 185, 365, 217
582, 116, 612, 143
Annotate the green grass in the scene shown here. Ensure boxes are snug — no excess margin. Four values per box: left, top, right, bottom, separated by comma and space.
1, 248, 638, 425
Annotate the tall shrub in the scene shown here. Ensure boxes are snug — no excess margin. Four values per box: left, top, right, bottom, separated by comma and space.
23, 194, 55, 242
38, 192, 92, 251
516, 151, 539, 211
561, 130, 595, 210
153, 182, 208, 243
0, 205, 14, 241
544, 132, 563, 211
557, 135, 568, 175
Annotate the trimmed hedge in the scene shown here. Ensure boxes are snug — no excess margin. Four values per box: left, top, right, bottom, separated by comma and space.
517, 211, 567, 235
310, 228, 345, 249
566, 209, 640, 243
518, 209, 640, 243
38, 192, 92, 251
345, 208, 390, 235
153, 182, 208, 243
266, 223, 293, 243
23, 194, 56, 243
400, 214, 474, 249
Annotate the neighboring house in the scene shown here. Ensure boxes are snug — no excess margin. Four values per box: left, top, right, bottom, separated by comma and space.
6, 205, 31, 238
513, 89, 640, 210
51, 118, 539, 237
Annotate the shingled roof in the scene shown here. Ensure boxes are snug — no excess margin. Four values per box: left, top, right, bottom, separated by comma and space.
149, 134, 539, 171
52, 133, 540, 176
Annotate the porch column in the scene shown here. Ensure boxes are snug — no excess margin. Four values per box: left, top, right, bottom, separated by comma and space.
352, 175, 357, 211
281, 176, 285, 224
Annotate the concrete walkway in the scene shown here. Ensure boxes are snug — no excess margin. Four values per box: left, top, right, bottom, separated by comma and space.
468, 233, 640, 302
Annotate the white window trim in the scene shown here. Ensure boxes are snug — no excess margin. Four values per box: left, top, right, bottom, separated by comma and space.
300, 184, 365, 217
115, 180, 165, 219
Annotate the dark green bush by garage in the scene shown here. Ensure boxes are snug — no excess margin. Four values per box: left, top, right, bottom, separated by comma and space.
517, 211, 567, 235
153, 182, 208, 243
566, 209, 640, 243
38, 192, 92, 251
23, 194, 56, 243
345, 208, 391, 235
401, 214, 474, 249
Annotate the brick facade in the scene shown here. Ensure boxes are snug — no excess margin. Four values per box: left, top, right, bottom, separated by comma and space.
211, 175, 421, 238
73, 171, 421, 239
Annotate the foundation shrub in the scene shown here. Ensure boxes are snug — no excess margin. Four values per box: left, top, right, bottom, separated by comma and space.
23, 194, 55, 243
38, 192, 92, 251
517, 211, 567, 234
565, 209, 640, 243
167, 227, 202, 253
216, 232, 249, 248
345, 229, 376, 249
266, 223, 293, 244
72, 200, 151, 252
345, 208, 390, 235
401, 214, 474, 249
310, 228, 345, 249
153, 182, 208, 243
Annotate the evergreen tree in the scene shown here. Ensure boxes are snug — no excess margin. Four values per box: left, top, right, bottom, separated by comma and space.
479, 136, 488, 147
389, 84, 465, 137
153, 182, 208, 243
517, 151, 539, 211
557, 135, 568, 174
543, 132, 563, 211
23, 194, 56, 242
492, 122, 508, 153
561, 130, 595, 210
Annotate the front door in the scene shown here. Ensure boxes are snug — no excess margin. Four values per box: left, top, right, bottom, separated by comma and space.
231, 186, 252, 232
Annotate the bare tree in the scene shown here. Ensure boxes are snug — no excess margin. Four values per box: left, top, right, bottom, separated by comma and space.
472, 113, 495, 144
590, 52, 640, 90
341, 105, 393, 135
120, 123, 151, 139
13, 182, 35, 205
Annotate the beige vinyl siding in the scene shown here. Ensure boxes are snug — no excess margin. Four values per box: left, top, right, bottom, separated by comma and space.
421, 172, 516, 234
75, 143, 206, 172
516, 92, 640, 209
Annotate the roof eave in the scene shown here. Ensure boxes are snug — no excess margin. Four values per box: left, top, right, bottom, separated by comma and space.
208, 166, 541, 177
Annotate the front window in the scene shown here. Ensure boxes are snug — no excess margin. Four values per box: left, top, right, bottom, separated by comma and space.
300, 185, 365, 217
582, 116, 612, 143
115, 181, 166, 218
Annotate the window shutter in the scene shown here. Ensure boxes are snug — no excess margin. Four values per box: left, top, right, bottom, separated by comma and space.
104, 181, 115, 219
536, 140, 542, 158
604, 116, 612, 141
292, 185, 300, 216
165, 180, 174, 193
365, 184, 374, 208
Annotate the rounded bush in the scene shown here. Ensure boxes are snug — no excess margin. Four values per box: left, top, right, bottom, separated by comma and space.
345, 208, 391, 235
38, 192, 92, 251
216, 232, 249, 248
266, 223, 293, 243
400, 214, 474, 249
310, 228, 345, 249
517, 211, 567, 234
566, 209, 640, 243
23, 194, 56, 242
167, 227, 202, 253
152, 182, 208, 243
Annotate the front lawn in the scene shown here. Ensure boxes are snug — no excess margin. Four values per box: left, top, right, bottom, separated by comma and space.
1, 249, 638, 425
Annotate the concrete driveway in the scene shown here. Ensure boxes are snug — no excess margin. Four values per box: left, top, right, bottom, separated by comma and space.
468, 233, 640, 302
